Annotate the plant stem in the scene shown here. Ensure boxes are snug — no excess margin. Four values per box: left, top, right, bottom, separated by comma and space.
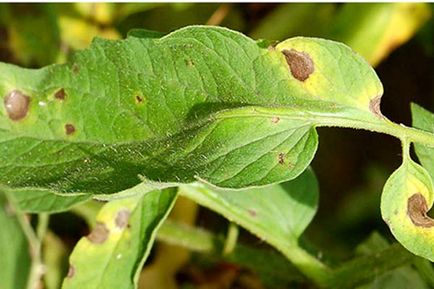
157, 220, 305, 283
314, 115, 434, 147
157, 220, 415, 288
223, 222, 239, 256
219, 106, 434, 147
25, 213, 49, 289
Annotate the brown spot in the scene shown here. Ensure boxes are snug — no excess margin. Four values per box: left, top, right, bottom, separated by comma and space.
271, 116, 280, 123
282, 49, 314, 81
278, 153, 285, 165
407, 193, 434, 228
267, 41, 279, 51
72, 63, 80, 74
87, 222, 109, 244
55, 88, 66, 100
369, 96, 384, 118
4, 202, 15, 217
4, 90, 30, 121
248, 209, 257, 217
67, 265, 75, 278
65, 124, 76, 135
135, 95, 144, 104
115, 209, 131, 229
185, 59, 194, 67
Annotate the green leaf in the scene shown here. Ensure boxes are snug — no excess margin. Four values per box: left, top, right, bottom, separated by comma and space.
181, 168, 318, 241
411, 103, 434, 181
381, 154, 434, 261
0, 26, 384, 196
4, 187, 90, 213
354, 232, 428, 289
0, 192, 31, 289
180, 169, 330, 284
62, 188, 177, 289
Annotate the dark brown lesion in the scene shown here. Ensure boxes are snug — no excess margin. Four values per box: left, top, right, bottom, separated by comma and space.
281, 49, 314, 81
278, 153, 285, 165
55, 88, 66, 100
135, 95, 144, 104
407, 193, 434, 228
65, 123, 76, 135
87, 222, 110, 244
369, 96, 384, 118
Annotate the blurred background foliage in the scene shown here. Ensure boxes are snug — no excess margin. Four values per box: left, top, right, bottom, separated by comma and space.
0, 3, 433, 289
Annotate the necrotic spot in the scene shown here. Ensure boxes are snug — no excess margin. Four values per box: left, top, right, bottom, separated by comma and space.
67, 265, 75, 278
55, 88, 66, 100
65, 124, 76, 135
407, 193, 434, 228
115, 209, 131, 229
369, 96, 384, 118
72, 63, 80, 74
4, 90, 30, 121
87, 222, 109, 244
135, 95, 144, 104
282, 49, 314, 81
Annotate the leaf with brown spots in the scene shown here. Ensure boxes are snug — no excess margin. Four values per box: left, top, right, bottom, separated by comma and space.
0, 26, 387, 198
381, 152, 434, 261
63, 188, 177, 289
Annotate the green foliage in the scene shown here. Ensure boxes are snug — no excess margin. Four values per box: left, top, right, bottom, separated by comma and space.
0, 4, 433, 289
0, 193, 32, 289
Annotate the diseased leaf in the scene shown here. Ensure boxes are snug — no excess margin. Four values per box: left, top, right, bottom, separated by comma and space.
0, 26, 384, 197
381, 154, 434, 261
0, 192, 31, 289
62, 188, 177, 289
